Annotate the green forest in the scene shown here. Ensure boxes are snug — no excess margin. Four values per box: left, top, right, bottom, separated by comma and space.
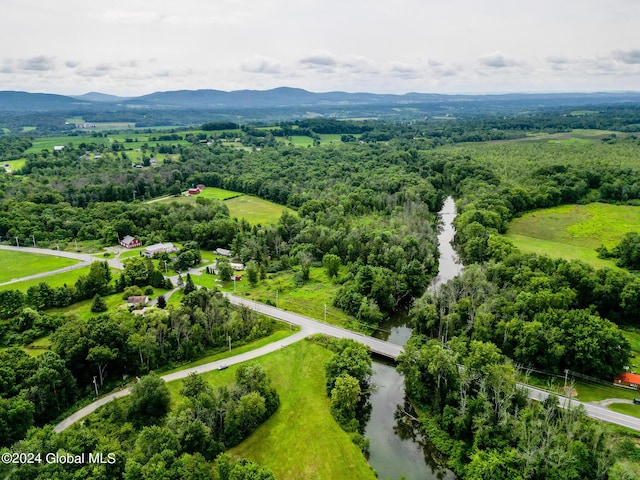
2, 110, 640, 478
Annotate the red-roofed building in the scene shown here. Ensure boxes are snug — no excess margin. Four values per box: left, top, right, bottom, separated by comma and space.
188, 188, 201, 195
614, 372, 640, 388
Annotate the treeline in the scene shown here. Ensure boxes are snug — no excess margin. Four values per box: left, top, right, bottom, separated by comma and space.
0, 287, 279, 450
398, 338, 637, 479
312, 336, 373, 453
400, 137, 640, 478
0, 136, 32, 160
7, 368, 278, 480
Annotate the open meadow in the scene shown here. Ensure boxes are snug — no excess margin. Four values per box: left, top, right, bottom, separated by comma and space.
157, 186, 293, 225
194, 265, 354, 327
0, 265, 102, 292
167, 340, 377, 480
0, 250, 80, 284
504, 203, 640, 269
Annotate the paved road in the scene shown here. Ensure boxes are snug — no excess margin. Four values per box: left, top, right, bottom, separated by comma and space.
7, 245, 640, 432
54, 328, 310, 433
521, 384, 640, 431
225, 294, 404, 359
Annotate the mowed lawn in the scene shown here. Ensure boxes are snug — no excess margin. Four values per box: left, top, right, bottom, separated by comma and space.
167, 340, 376, 480
0, 250, 80, 284
505, 203, 640, 269
0, 265, 92, 292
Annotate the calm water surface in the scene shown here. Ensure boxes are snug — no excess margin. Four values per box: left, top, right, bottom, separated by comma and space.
365, 196, 462, 480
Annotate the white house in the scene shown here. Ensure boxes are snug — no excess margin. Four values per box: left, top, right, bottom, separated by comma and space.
216, 248, 231, 257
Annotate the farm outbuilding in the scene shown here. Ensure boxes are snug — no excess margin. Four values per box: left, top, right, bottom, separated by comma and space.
119, 235, 142, 248
614, 372, 640, 388
144, 242, 178, 257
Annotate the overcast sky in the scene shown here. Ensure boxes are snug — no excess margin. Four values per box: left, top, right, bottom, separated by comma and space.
1, 0, 640, 96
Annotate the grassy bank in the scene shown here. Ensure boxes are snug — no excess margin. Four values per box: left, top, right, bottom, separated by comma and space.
168, 340, 376, 480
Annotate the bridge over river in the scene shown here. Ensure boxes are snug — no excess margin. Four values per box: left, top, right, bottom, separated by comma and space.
224, 293, 404, 359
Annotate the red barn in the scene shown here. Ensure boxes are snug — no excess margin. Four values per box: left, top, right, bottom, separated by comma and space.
188, 188, 201, 195
614, 372, 640, 388
120, 235, 141, 248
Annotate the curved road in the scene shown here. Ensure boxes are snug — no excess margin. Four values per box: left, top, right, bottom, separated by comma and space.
6, 245, 640, 433
54, 328, 310, 433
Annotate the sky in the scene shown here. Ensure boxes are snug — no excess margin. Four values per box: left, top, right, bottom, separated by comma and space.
1, 0, 640, 96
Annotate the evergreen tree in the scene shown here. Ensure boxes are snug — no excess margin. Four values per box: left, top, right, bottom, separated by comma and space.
91, 294, 108, 313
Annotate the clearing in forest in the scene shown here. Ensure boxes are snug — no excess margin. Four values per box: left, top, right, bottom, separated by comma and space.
505, 203, 640, 269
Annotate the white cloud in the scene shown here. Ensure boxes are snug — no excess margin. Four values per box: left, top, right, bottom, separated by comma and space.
478, 52, 522, 69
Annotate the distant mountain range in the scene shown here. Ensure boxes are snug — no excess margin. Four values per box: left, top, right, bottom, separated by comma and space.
2, 87, 640, 113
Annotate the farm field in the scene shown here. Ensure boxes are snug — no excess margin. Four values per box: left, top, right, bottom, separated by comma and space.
453, 134, 640, 178
225, 194, 292, 225
167, 340, 376, 480
504, 203, 640, 269
0, 250, 79, 284
157, 186, 293, 225
0, 265, 97, 292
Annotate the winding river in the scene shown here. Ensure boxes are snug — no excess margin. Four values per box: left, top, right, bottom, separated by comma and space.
365, 196, 463, 480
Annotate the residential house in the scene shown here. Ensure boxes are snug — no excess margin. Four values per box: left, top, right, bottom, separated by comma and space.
127, 296, 149, 307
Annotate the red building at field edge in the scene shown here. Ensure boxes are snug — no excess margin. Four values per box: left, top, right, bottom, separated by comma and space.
119, 235, 142, 248
614, 372, 640, 388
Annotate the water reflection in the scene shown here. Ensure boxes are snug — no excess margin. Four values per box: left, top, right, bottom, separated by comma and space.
364, 197, 461, 480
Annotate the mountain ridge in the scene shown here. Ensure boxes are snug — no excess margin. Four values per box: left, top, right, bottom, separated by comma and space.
2, 87, 640, 114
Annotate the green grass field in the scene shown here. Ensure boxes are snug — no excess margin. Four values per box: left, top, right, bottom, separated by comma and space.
196, 265, 353, 327
225, 195, 292, 226
2, 158, 26, 172
0, 265, 91, 292
505, 203, 640, 268
46, 288, 153, 321
157, 186, 292, 225
622, 329, 640, 372
162, 329, 296, 376
608, 403, 640, 419
168, 340, 376, 480
0, 250, 80, 284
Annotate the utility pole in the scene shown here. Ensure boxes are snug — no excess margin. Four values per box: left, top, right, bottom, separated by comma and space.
75, 239, 78, 251
275, 289, 278, 307
233, 275, 236, 293
228, 335, 231, 351
163, 260, 167, 273
324, 304, 327, 322
32, 234, 36, 247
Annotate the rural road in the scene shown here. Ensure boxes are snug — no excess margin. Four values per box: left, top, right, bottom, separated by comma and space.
0, 245, 124, 286
521, 385, 640, 432
54, 328, 310, 433
6, 245, 640, 433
